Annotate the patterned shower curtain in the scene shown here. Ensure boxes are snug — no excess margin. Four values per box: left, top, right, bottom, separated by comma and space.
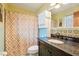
5, 10, 38, 56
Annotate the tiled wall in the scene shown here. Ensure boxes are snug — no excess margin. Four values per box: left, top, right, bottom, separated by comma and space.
51, 28, 79, 38
5, 10, 38, 56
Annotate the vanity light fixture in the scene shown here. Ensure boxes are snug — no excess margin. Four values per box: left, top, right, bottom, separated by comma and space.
48, 3, 56, 10
48, 3, 61, 11
54, 4, 61, 9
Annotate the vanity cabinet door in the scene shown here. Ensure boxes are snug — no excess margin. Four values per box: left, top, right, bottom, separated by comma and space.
48, 46, 72, 56
39, 40, 51, 56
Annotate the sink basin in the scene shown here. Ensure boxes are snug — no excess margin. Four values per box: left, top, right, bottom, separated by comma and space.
48, 39, 64, 44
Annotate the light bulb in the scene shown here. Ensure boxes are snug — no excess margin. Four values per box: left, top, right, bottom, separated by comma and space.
54, 4, 61, 9
63, 3, 68, 4
50, 3, 56, 6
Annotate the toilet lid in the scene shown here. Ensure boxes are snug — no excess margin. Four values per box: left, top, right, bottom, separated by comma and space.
28, 45, 38, 51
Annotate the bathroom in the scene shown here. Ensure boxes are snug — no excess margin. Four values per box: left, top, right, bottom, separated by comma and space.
0, 3, 79, 56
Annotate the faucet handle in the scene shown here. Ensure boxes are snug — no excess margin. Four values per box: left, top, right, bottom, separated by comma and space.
56, 32, 60, 35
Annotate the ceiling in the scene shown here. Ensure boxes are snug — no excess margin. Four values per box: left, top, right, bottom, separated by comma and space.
11, 3, 79, 14
50, 3, 79, 15
12, 3, 48, 12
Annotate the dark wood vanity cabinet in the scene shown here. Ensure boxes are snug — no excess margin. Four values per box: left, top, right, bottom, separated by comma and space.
39, 40, 72, 56
39, 40, 51, 56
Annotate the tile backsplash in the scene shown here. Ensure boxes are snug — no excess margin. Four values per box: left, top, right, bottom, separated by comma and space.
51, 28, 79, 38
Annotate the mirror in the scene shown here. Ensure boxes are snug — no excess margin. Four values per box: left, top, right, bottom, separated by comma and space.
51, 3, 79, 28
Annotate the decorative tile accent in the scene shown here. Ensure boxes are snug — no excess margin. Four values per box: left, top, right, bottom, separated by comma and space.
51, 28, 79, 37
73, 29, 79, 34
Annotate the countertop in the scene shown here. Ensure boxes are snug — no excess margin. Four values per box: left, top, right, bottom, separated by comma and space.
39, 37, 79, 56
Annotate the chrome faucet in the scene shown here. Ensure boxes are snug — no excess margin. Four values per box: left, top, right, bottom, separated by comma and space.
55, 32, 60, 38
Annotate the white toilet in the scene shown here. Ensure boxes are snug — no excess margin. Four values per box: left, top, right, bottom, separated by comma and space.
27, 45, 38, 56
